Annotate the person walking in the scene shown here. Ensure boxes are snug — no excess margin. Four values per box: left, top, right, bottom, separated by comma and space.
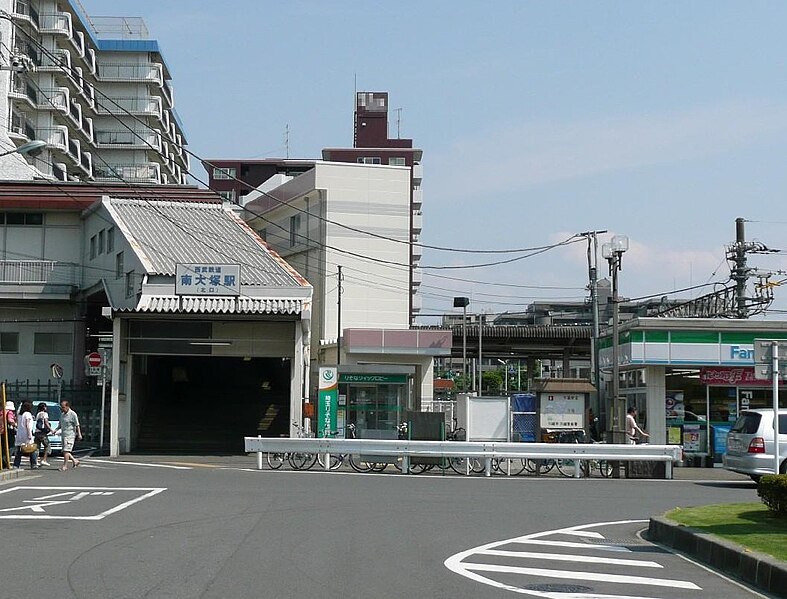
2, 400, 17, 469
625, 406, 648, 444
52, 400, 82, 471
34, 402, 53, 467
13, 400, 38, 470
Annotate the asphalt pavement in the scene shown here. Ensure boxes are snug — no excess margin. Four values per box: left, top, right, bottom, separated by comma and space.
0, 456, 772, 599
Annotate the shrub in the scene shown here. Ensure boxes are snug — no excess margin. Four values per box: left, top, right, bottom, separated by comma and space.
757, 474, 787, 517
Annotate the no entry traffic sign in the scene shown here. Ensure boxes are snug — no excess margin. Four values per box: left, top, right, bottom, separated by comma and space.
86, 352, 102, 368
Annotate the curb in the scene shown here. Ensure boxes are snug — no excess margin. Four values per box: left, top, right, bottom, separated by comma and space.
648, 516, 787, 598
0, 468, 33, 483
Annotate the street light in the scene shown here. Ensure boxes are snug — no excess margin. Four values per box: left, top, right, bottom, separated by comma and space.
0, 140, 47, 158
602, 235, 629, 447
453, 297, 470, 392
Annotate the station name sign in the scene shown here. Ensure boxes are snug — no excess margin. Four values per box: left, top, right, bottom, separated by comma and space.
175, 263, 241, 296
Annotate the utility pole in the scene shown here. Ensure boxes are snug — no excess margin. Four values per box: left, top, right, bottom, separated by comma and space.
732, 217, 748, 319
478, 313, 484, 396
580, 230, 607, 421
337, 265, 343, 365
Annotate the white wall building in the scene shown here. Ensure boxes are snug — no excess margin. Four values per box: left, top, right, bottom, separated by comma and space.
243, 161, 450, 413
0, 0, 188, 184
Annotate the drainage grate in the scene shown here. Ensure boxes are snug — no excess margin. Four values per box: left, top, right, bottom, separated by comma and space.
524, 584, 594, 593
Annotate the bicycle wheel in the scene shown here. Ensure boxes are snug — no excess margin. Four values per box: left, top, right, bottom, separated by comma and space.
317, 453, 343, 470
288, 452, 317, 470
266, 452, 284, 470
524, 458, 555, 474
348, 454, 373, 472
596, 460, 613, 478
494, 458, 527, 476
449, 457, 484, 475
556, 458, 582, 477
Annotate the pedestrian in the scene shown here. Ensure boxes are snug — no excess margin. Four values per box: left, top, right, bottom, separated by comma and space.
13, 400, 38, 470
625, 406, 648, 444
588, 408, 600, 442
52, 400, 82, 471
34, 402, 53, 467
2, 400, 17, 469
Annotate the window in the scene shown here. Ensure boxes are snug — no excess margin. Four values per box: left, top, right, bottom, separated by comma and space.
289, 214, 301, 247
98, 229, 105, 254
107, 227, 115, 252
34, 332, 72, 354
389, 157, 406, 166
0, 332, 19, 353
218, 190, 237, 203
1, 212, 43, 225
90, 235, 97, 259
356, 157, 381, 165
116, 252, 124, 278
213, 167, 236, 180
125, 271, 135, 298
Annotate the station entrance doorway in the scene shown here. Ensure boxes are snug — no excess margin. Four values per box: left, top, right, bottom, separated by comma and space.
133, 355, 291, 453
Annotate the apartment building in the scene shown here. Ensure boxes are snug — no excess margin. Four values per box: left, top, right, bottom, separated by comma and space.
0, 0, 188, 184
322, 92, 423, 323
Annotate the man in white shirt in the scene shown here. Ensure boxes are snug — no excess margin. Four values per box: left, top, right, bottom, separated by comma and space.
52, 400, 82, 471
625, 406, 648, 444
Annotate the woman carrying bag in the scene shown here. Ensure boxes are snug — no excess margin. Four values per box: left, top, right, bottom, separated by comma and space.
13, 400, 38, 470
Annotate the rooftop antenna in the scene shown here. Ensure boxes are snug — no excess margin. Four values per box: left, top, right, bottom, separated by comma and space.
395, 107, 402, 139
353, 73, 358, 147
285, 123, 289, 159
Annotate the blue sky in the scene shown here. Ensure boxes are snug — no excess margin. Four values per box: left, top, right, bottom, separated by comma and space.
82, 1, 787, 319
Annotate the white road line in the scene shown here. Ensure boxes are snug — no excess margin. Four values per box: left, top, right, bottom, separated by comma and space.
461, 563, 701, 590
478, 549, 662, 568
70, 492, 90, 501
563, 530, 605, 539
509, 539, 631, 552
87, 459, 191, 470
31, 492, 75, 500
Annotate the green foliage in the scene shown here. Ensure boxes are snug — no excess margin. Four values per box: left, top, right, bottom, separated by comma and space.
757, 474, 787, 517
482, 370, 503, 393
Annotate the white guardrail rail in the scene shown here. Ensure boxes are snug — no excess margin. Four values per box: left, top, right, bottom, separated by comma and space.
243, 437, 683, 478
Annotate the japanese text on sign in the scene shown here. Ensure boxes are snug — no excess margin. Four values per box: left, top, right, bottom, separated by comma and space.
175, 264, 241, 296
539, 393, 585, 429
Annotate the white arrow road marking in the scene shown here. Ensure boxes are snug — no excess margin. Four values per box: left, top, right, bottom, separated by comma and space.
70, 492, 90, 501
0, 501, 71, 513
478, 549, 662, 568
445, 519, 702, 598
461, 563, 699, 590
31, 492, 75, 501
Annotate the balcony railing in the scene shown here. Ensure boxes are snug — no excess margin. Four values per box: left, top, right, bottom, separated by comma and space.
39, 12, 72, 36
39, 48, 71, 72
9, 111, 35, 141
96, 96, 162, 116
37, 88, 69, 112
95, 129, 161, 150
94, 163, 160, 184
12, 1, 40, 28
0, 261, 79, 288
97, 63, 164, 85
38, 127, 67, 152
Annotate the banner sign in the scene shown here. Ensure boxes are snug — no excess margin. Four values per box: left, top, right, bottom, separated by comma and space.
338, 373, 408, 384
699, 367, 775, 387
175, 264, 240, 296
539, 393, 584, 429
317, 367, 338, 438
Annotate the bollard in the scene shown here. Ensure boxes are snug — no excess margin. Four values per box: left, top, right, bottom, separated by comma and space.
324, 453, 330, 471
575, 459, 582, 478
485, 456, 492, 477
257, 435, 262, 470
402, 454, 409, 474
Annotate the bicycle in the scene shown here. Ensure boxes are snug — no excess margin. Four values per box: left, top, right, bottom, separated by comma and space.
443, 418, 484, 475
266, 421, 317, 470
316, 428, 344, 470
555, 429, 592, 478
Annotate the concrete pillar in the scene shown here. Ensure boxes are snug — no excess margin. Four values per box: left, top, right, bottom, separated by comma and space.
290, 320, 304, 437
109, 316, 121, 457
644, 366, 666, 445
562, 348, 571, 378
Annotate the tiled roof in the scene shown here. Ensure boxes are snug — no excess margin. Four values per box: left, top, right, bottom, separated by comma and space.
134, 295, 304, 314
106, 198, 308, 288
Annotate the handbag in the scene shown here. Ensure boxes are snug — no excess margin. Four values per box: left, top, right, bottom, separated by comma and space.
20, 442, 38, 455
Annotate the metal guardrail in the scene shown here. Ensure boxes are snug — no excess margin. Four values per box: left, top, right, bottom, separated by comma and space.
243, 437, 682, 478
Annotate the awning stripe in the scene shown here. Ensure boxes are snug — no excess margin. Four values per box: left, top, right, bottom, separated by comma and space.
128, 295, 303, 315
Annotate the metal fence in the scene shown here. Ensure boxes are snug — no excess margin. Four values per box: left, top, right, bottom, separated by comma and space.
2, 380, 104, 444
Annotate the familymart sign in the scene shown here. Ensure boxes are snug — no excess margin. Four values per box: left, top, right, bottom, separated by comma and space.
599, 329, 787, 368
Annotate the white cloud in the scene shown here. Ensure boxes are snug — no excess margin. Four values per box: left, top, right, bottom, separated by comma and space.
430, 100, 787, 197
